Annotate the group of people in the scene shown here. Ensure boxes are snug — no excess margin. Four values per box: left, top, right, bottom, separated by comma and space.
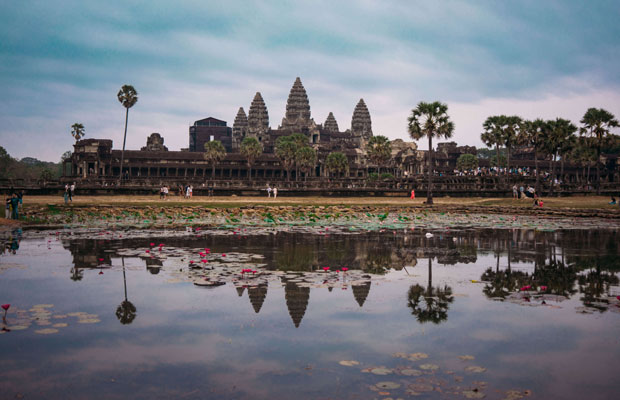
512, 184, 543, 207
64, 183, 76, 203
266, 185, 278, 198
159, 186, 170, 199
5, 192, 23, 220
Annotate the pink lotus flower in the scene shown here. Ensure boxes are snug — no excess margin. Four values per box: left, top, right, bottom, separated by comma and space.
145, 250, 150, 253
322, 267, 330, 271
150, 243, 155, 247
1, 304, 9, 311
222, 254, 226, 257
98, 258, 104, 262
189, 261, 194, 264
617, 296, 620, 301
540, 286, 548, 291
99, 271, 103, 275
342, 267, 349, 272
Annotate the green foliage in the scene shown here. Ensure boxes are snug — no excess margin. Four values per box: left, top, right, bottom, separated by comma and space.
490, 154, 507, 167
456, 153, 479, 170
367, 135, 392, 169
71, 123, 85, 142
203, 140, 226, 178
241, 137, 262, 165
117, 85, 138, 109
295, 145, 317, 179
368, 172, 379, 181
380, 172, 394, 179
40, 168, 54, 181
325, 152, 349, 177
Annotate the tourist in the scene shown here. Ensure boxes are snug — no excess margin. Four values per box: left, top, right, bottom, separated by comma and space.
160, 186, 165, 199
273, 187, 278, 199
267, 185, 272, 197
609, 196, 616, 205
189, 185, 193, 198
410, 189, 415, 199
163, 186, 169, 200
70, 182, 75, 201
519, 185, 524, 200
64, 186, 69, 204
10, 193, 20, 219
512, 184, 518, 199
185, 185, 191, 199
5, 194, 10, 219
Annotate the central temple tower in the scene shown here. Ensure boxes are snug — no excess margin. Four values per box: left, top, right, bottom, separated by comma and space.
279, 77, 319, 141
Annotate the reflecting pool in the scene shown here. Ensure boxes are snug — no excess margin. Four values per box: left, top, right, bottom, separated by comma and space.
1, 227, 619, 399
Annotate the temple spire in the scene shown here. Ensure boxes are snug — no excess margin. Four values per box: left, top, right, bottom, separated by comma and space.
351, 98, 372, 140
324, 112, 339, 132
247, 92, 269, 137
232, 107, 248, 151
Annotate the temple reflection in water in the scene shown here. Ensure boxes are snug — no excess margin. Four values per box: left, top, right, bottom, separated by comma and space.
59, 228, 620, 326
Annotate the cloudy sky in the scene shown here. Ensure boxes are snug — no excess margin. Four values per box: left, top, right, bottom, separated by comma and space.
1, 0, 619, 161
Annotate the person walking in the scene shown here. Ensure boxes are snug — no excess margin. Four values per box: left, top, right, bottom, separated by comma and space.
512, 184, 518, 199
70, 183, 75, 202
10, 193, 20, 219
410, 189, 415, 200
267, 185, 272, 198
273, 187, 278, 199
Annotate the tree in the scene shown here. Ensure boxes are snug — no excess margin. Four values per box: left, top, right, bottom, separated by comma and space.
518, 119, 548, 193
40, 168, 53, 182
117, 84, 138, 184
456, 154, 478, 171
367, 135, 392, 174
116, 259, 137, 325
545, 118, 577, 195
70, 123, 85, 142
0, 146, 16, 179
203, 140, 226, 179
481, 116, 505, 173
275, 135, 298, 181
501, 115, 522, 174
296, 146, 317, 181
580, 108, 619, 194
240, 137, 262, 181
406, 258, 453, 324
490, 154, 507, 168
407, 101, 454, 204
325, 152, 348, 178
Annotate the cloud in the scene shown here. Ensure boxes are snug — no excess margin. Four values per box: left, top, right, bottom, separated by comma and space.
1, 1, 619, 160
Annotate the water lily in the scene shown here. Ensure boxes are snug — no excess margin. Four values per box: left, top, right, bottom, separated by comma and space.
322, 267, 330, 271
1, 304, 9, 318
540, 285, 548, 291
150, 242, 155, 247
145, 250, 150, 253
342, 267, 349, 272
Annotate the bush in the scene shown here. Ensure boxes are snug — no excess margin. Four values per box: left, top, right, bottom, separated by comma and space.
380, 173, 394, 180
368, 172, 379, 181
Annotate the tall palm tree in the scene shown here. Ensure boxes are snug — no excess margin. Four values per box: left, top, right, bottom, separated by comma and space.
116, 258, 136, 325
240, 137, 262, 181
546, 118, 577, 195
580, 108, 619, 194
501, 115, 522, 175
71, 123, 85, 142
275, 135, 298, 181
481, 115, 505, 173
325, 152, 349, 178
518, 119, 547, 193
407, 101, 454, 204
203, 140, 226, 179
117, 84, 138, 184
406, 258, 454, 324
367, 135, 392, 175
295, 146, 317, 181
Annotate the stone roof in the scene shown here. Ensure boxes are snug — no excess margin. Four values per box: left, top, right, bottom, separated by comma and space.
324, 112, 339, 132
351, 98, 372, 139
248, 92, 269, 135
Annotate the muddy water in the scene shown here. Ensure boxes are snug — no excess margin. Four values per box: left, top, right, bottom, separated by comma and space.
1, 227, 619, 399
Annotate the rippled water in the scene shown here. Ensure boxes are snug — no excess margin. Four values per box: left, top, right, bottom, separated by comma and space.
1, 227, 619, 399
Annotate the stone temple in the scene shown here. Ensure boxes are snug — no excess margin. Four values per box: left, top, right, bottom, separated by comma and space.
66, 77, 445, 185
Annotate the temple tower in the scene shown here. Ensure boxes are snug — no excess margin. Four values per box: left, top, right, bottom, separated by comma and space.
324, 112, 339, 133
351, 99, 373, 146
248, 284, 268, 314
279, 77, 320, 142
284, 279, 310, 328
232, 107, 248, 151
352, 281, 371, 307
247, 92, 269, 142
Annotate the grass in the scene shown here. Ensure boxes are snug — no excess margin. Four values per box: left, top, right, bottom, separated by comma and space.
18, 195, 620, 211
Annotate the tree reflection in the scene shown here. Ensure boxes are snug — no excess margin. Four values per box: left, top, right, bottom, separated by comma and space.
70, 266, 83, 281
407, 258, 453, 324
116, 258, 137, 324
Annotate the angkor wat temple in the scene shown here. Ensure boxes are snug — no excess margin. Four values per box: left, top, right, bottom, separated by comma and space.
65, 77, 433, 185
62, 77, 618, 195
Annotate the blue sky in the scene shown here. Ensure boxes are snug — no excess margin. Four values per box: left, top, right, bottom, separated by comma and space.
1, 0, 619, 161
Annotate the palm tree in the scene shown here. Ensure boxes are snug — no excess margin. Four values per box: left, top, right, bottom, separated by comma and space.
116, 258, 136, 325
203, 140, 226, 179
295, 146, 317, 181
117, 84, 138, 184
407, 101, 454, 204
325, 152, 349, 178
406, 258, 454, 324
580, 108, 619, 194
518, 119, 548, 193
546, 118, 577, 195
71, 123, 85, 142
240, 137, 262, 181
367, 135, 392, 175
481, 116, 505, 173
501, 115, 522, 175
275, 135, 298, 181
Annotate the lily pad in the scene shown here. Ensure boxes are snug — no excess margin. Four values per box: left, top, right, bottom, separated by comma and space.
408, 352, 429, 361
459, 355, 475, 361
408, 383, 434, 392
34, 328, 59, 334
77, 318, 101, 324
419, 363, 439, 371
465, 366, 487, 373
400, 368, 423, 376
375, 381, 401, 390
52, 323, 68, 328
463, 390, 486, 399
370, 367, 393, 375
339, 360, 360, 366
